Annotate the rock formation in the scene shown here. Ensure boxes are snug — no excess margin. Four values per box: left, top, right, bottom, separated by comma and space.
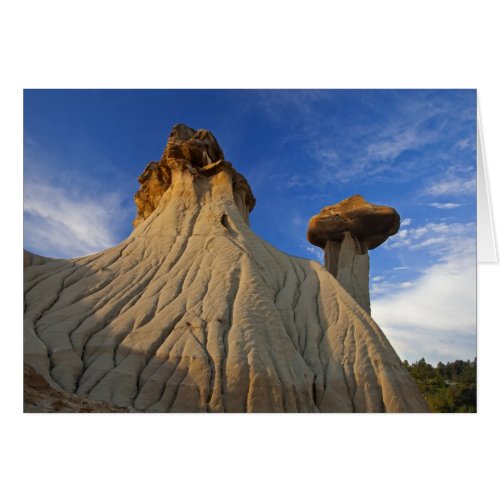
307, 195, 400, 313
133, 125, 255, 227
24, 250, 54, 268
23, 125, 427, 412
24, 364, 130, 413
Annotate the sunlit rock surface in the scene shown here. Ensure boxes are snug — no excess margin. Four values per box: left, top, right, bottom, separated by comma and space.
24, 126, 426, 413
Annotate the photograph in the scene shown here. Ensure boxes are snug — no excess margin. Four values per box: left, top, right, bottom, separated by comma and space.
23, 89, 477, 413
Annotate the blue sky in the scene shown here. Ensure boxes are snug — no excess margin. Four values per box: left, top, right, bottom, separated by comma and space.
24, 89, 477, 364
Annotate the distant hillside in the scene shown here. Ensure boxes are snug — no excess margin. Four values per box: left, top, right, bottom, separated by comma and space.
404, 358, 476, 413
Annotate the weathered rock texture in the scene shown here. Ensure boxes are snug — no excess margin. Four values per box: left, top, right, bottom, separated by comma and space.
24, 364, 130, 413
23, 125, 426, 413
307, 195, 400, 313
133, 125, 255, 227
24, 250, 54, 268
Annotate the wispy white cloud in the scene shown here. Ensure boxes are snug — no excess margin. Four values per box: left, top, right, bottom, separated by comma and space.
257, 91, 476, 194
385, 221, 475, 255
425, 178, 476, 197
315, 147, 338, 164
365, 127, 426, 162
291, 215, 305, 227
372, 219, 476, 364
371, 279, 415, 295
424, 165, 476, 197
400, 218, 412, 227
400, 281, 413, 289
372, 243, 476, 364
24, 181, 126, 258
429, 202, 461, 209
455, 137, 475, 151
303, 245, 323, 261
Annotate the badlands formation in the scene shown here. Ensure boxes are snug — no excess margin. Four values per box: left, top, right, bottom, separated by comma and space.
24, 124, 428, 412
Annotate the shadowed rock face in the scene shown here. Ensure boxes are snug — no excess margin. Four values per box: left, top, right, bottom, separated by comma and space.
24, 364, 130, 413
307, 195, 400, 313
24, 250, 55, 268
23, 126, 427, 413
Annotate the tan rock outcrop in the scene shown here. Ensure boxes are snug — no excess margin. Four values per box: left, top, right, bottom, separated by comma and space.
307, 195, 400, 313
24, 250, 55, 268
23, 126, 427, 413
24, 364, 130, 412
133, 124, 255, 227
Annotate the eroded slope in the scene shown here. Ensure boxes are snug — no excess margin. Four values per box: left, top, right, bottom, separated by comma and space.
23, 124, 428, 413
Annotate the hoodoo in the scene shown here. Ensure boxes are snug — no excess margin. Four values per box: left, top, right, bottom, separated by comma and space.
307, 195, 400, 313
24, 124, 427, 412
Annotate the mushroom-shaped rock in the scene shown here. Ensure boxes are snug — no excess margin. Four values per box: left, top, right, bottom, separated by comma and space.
307, 194, 400, 250
307, 195, 400, 313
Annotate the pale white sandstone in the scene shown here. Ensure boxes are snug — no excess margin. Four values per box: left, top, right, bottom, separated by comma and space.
23, 126, 428, 413
335, 232, 371, 313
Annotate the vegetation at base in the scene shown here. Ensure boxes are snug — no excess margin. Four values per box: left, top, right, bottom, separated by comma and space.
403, 358, 476, 413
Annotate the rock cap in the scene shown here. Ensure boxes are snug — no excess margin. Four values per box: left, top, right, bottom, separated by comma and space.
307, 194, 400, 250
133, 124, 255, 227
163, 123, 225, 168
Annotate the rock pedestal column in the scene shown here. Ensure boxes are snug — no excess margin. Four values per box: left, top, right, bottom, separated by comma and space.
325, 232, 370, 312
307, 195, 400, 315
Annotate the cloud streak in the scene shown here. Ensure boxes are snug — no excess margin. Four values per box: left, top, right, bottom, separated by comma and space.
258, 90, 476, 191
425, 177, 476, 197
385, 221, 475, 255
24, 181, 126, 258
429, 202, 461, 209
372, 219, 476, 364
372, 247, 476, 365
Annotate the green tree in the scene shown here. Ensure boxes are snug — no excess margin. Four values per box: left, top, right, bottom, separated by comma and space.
403, 358, 476, 412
